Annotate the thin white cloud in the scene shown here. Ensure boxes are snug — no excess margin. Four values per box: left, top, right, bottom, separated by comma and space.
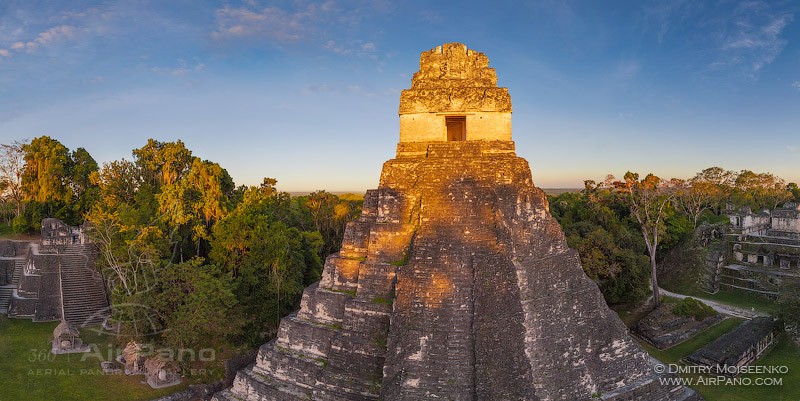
2, 24, 82, 57
211, 2, 335, 43
300, 84, 386, 97
418, 10, 443, 23
323, 39, 377, 55
712, 2, 793, 76
0, 6, 113, 59
641, 0, 694, 44
324, 40, 350, 55
792, 81, 800, 90
210, 1, 385, 63
31, 25, 77, 48
0, 49, 10, 57
49, 8, 111, 23
151, 60, 205, 77
614, 59, 641, 79
787, 146, 798, 153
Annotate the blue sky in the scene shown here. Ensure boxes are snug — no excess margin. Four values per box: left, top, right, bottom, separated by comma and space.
1, 0, 798, 191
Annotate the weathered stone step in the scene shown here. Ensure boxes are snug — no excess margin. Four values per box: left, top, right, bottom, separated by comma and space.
274, 315, 338, 359
318, 254, 362, 292
254, 345, 325, 389
0, 286, 13, 312
296, 283, 350, 326
228, 368, 311, 401
11, 260, 24, 286
209, 389, 242, 401
58, 250, 109, 326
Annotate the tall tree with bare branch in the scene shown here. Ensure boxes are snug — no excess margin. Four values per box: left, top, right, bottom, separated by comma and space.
617, 172, 675, 306
0, 140, 28, 222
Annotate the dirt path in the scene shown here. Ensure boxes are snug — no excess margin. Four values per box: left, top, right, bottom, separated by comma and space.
658, 287, 769, 319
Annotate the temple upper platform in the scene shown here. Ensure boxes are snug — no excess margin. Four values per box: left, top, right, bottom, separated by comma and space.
398, 43, 512, 143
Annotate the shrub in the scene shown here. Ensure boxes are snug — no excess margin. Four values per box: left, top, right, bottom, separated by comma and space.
673, 297, 716, 321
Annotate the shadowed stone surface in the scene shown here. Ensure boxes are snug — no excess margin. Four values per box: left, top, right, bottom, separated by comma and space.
214, 43, 698, 401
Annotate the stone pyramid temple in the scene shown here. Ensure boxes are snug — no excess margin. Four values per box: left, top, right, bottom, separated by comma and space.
214, 43, 699, 401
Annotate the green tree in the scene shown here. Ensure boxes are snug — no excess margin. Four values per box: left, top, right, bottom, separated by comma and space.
211, 185, 323, 345
132, 139, 194, 188
21, 136, 71, 204
68, 147, 100, 217
732, 170, 791, 211
153, 258, 241, 350
183, 159, 234, 256
693, 167, 736, 214
673, 177, 716, 228
617, 172, 675, 307
91, 159, 141, 207
0, 140, 27, 224
304, 190, 360, 256
550, 188, 650, 304
789, 183, 800, 202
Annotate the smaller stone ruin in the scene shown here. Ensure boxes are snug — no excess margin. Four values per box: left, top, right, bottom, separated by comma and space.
635, 302, 725, 349
144, 356, 182, 389
40, 218, 85, 249
100, 361, 122, 374
118, 341, 145, 375
686, 317, 777, 375
51, 320, 90, 354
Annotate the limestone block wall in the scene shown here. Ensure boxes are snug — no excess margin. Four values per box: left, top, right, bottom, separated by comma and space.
771, 216, 800, 234
399, 112, 511, 142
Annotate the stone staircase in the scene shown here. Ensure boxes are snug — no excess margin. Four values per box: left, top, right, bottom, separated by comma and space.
0, 285, 12, 314
2, 254, 27, 315
59, 244, 109, 326
12, 259, 24, 286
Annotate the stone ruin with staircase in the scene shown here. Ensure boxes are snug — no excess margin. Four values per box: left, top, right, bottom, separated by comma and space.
708, 203, 800, 297
0, 218, 109, 327
213, 43, 699, 401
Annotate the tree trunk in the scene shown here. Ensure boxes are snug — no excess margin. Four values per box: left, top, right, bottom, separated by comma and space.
650, 251, 660, 306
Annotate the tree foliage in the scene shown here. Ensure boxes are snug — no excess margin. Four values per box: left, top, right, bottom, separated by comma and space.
616, 172, 675, 306
10, 136, 100, 230
152, 259, 241, 351
210, 184, 323, 345
0, 140, 27, 224
553, 166, 795, 309
550, 189, 650, 304
77, 138, 358, 363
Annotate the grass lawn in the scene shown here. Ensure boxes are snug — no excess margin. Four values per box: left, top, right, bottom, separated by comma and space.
636, 316, 800, 401
676, 288, 778, 315
0, 316, 188, 401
